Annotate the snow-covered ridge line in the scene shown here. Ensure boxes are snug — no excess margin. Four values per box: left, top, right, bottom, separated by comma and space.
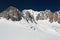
0, 6, 60, 24
22, 9, 60, 24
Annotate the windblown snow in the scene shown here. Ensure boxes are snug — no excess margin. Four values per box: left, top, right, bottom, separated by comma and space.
0, 9, 60, 40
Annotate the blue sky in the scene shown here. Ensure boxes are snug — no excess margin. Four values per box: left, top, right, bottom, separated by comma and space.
0, 0, 60, 12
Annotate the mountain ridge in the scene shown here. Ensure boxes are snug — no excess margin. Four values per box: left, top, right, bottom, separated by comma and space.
0, 6, 60, 24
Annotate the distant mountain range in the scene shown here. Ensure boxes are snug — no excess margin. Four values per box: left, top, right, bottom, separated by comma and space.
0, 6, 60, 24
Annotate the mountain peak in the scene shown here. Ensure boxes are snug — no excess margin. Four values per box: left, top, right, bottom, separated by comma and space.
0, 6, 22, 21
6, 6, 17, 11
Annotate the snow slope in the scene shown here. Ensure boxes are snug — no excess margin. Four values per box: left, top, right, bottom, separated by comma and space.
0, 17, 60, 40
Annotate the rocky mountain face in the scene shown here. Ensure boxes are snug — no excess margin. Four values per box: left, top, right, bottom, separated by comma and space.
0, 6, 22, 21
22, 9, 60, 24
0, 6, 60, 24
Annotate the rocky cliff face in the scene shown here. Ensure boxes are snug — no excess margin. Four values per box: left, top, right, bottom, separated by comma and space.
0, 6, 22, 21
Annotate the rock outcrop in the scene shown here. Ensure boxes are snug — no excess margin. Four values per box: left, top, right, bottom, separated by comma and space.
36, 14, 40, 21
53, 12, 58, 22
24, 11, 37, 23
0, 6, 22, 21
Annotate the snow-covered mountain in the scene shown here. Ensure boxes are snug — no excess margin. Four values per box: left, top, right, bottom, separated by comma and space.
0, 6, 60, 40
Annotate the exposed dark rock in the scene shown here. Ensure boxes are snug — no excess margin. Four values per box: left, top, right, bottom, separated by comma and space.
24, 11, 37, 24
58, 18, 60, 24
36, 14, 40, 21
53, 12, 58, 22
0, 6, 22, 21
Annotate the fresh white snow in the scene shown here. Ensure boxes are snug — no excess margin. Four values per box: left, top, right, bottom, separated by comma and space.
0, 17, 60, 40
